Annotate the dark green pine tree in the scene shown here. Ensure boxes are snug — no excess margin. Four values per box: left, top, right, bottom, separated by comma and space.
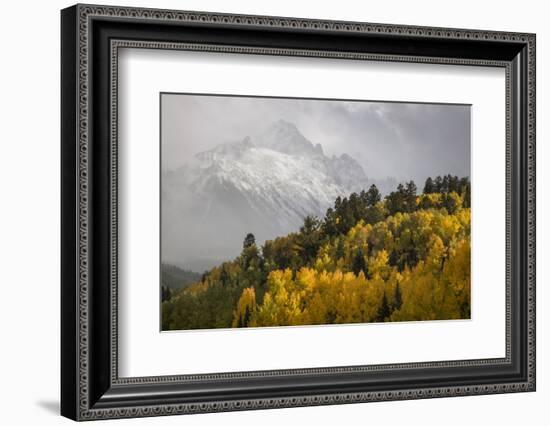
396, 183, 405, 194
441, 175, 450, 193
423, 177, 435, 194
352, 248, 368, 277
238, 306, 251, 328
220, 265, 229, 286
322, 207, 337, 237
389, 249, 399, 267
434, 175, 443, 193
241, 233, 260, 270
339, 196, 356, 234
377, 292, 391, 322
299, 215, 321, 264
459, 177, 470, 195
334, 196, 342, 210
449, 175, 460, 193
385, 184, 405, 216
335, 238, 345, 260
458, 176, 471, 208
359, 189, 368, 207
393, 282, 403, 311
243, 233, 256, 249
300, 215, 320, 234
348, 192, 361, 219
365, 184, 381, 206
405, 180, 418, 212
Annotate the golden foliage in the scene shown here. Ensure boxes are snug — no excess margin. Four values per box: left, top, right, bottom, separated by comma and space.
163, 187, 471, 330
232, 287, 257, 327
249, 207, 471, 327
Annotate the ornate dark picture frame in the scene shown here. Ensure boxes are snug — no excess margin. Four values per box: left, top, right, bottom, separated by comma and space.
61, 4, 536, 421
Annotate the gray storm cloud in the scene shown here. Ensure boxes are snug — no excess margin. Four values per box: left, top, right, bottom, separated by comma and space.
161, 93, 470, 185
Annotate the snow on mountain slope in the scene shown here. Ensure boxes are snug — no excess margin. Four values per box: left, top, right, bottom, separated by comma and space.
162, 120, 374, 272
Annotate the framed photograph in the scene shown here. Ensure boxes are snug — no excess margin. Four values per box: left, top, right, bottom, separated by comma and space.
61, 4, 536, 421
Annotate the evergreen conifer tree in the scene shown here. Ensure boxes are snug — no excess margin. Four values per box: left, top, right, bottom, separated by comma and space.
352, 248, 367, 277
365, 184, 381, 206
393, 282, 403, 311
377, 292, 391, 322
423, 177, 435, 194
243, 233, 256, 249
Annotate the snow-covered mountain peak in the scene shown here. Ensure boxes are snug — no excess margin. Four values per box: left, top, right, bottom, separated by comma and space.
162, 120, 388, 271
195, 136, 254, 163
255, 119, 323, 157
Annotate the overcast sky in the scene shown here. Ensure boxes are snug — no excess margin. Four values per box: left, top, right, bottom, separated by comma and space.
161, 93, 470, 185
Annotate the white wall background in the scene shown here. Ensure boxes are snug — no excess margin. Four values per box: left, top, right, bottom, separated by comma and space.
0, 0, 546, 424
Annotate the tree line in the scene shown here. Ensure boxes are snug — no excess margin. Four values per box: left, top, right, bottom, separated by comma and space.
162, 175, 471, 330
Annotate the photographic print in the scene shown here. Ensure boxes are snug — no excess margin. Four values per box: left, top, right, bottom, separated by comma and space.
160, 94, 471, 331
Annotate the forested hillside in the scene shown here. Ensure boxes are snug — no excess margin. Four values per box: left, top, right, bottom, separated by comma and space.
160, 264, 201, 302
162, 175, 471, 330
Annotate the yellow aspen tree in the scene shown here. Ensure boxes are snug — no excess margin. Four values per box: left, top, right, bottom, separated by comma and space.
232, 287, 257, 327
